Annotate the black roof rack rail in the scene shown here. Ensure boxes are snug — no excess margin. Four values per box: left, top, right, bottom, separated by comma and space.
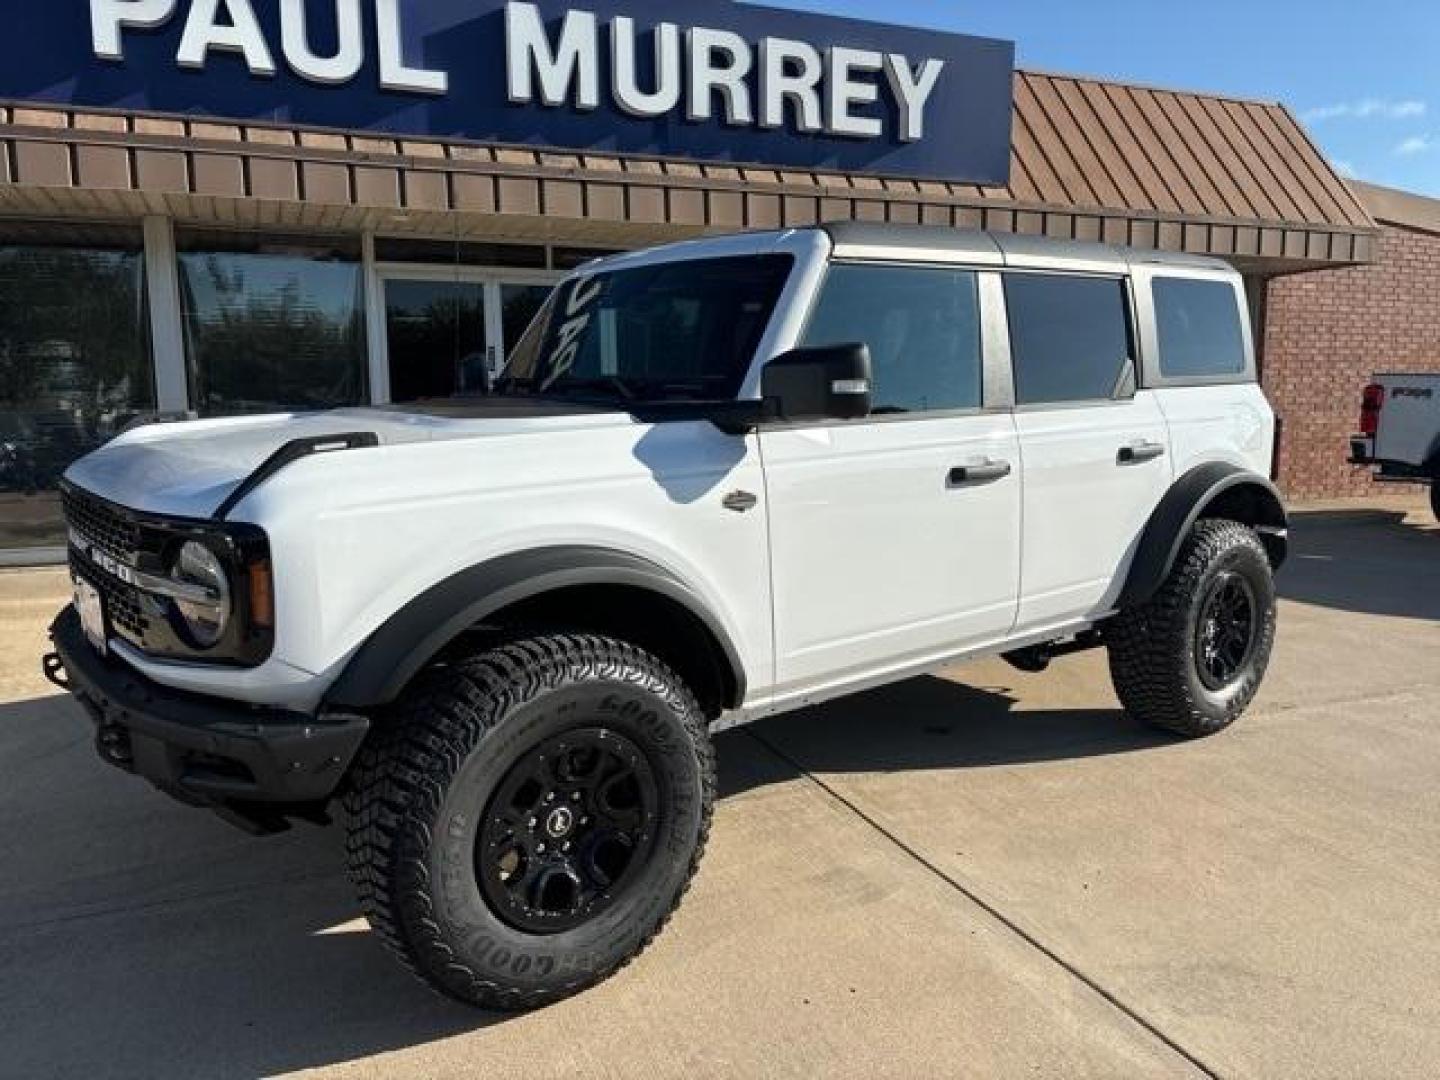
214, 432, 380, 522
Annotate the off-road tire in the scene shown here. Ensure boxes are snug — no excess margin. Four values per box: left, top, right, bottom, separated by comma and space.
1106, 519, 1277, 738
343, 634, 715, 1011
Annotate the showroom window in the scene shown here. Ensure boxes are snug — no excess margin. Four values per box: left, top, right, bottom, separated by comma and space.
0, 221, 153, 552
177, 229, 368, 416
373, 237, 547, 268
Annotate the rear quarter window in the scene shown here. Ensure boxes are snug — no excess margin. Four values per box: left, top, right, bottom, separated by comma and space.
1153, 277, 1248, 379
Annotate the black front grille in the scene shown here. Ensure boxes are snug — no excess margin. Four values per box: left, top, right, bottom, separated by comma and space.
97, 575, 150, 642
62, 486, 141, 568
62, 486, 151, 644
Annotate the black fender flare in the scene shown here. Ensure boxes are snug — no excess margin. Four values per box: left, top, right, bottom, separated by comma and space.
326, 546, 746, 709
1119, 463, 1289, 608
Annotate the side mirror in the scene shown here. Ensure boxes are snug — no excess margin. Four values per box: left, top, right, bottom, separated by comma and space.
761, 344, 873, 422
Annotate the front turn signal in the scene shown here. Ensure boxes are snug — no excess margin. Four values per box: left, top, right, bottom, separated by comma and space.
248, 558, 274, 630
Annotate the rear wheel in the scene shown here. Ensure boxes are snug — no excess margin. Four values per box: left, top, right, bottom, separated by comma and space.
343, 634, 715, 1010
1106, 519, 1277, 737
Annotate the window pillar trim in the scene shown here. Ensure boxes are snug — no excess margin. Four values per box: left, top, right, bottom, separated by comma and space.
142, 215, 189, 413
362, 231, 392, 406
978, 271, 1016, 411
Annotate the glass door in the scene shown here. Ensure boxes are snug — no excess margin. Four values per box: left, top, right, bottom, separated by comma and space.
375, 265, 556, 404
496, 281, 554, 375
383, 277, 490, 402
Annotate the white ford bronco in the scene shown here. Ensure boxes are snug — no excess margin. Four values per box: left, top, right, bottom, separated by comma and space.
45, 223, 1287, 1009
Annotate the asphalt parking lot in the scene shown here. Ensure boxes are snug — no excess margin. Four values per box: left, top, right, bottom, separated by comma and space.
1, 498, 1436, 1080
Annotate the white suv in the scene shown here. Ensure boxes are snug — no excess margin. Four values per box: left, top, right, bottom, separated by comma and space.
45, 224, 1288, 1009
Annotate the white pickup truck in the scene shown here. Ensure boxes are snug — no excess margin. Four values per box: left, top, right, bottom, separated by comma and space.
1350, 374, 1440, 520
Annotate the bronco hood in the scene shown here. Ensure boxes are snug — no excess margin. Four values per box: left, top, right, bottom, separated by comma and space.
64, 401, 627, 520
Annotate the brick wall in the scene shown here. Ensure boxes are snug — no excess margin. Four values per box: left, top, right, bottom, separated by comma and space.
1262, 222, 1440, 500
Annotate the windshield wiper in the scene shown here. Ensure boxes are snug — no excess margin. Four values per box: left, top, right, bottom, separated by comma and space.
546, 376, 637, 401
492, 374, 537, 397
501, 374, 724, 404
586, 378, 724, 403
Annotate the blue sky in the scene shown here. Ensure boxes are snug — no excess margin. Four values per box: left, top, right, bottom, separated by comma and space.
765, 0, 1440, 195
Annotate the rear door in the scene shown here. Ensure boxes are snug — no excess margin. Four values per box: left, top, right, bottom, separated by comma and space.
1004, 270, 1174, 631
761, 263, 1022, 701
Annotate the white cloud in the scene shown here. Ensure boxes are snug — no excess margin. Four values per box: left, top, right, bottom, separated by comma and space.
1302, 98, 1427, 123
1395, 135, 1434, 156
1332, 158, 1357, 177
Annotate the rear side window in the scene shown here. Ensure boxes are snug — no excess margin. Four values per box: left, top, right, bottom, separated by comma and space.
1153, 277, 1248, 379
801, 264, 982, 414
1004, 274, 1134, 405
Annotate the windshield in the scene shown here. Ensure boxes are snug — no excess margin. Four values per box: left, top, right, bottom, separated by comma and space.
502, 254, 794, 402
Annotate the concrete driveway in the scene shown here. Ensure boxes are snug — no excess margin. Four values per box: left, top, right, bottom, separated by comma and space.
1, 500, 1436, 1079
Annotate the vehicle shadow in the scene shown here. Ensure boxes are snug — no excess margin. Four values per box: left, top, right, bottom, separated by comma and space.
0, 677, 1167, 1078
1278, 508, 1440, 622
0, 694, 491, 1080
716, 673, 1173, 800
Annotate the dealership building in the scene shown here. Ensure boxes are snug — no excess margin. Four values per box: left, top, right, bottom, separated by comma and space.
0, 1, 1431, 559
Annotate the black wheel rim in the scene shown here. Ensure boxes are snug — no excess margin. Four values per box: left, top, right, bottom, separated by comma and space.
1195, 571, 1259, 691
477, 728, 659, 935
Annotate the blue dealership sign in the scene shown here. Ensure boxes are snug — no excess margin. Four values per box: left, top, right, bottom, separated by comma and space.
2, 1, 1013, 184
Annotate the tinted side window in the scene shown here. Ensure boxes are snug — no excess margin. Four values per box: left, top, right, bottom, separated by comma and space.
802, 264, 981, 414
1154, 277, 1247, 378
1005, 274, 1134, 405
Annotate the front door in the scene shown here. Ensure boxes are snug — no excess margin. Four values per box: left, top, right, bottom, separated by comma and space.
380, 270, 554, 403
761, 262, 1022, 700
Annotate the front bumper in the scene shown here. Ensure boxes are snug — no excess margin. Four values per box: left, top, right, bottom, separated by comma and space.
45, 607, 368, 824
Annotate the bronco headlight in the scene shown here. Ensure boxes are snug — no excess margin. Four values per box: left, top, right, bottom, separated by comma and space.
170, 541, 232, 648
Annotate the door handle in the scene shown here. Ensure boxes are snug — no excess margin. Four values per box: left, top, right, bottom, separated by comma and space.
949, 460, 1012, 486
1118, 441, 1167, 465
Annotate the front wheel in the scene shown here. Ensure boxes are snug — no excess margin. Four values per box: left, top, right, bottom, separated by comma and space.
1106, 519, 1277, 738
343, 634, 715, 1010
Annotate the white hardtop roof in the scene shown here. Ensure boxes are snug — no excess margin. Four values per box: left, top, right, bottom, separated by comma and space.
822, 222, 1234, 274
577, 224, 1234, 278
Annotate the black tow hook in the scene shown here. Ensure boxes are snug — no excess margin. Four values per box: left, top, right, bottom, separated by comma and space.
41, 652, 69, 691
96, 722, 135, 771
